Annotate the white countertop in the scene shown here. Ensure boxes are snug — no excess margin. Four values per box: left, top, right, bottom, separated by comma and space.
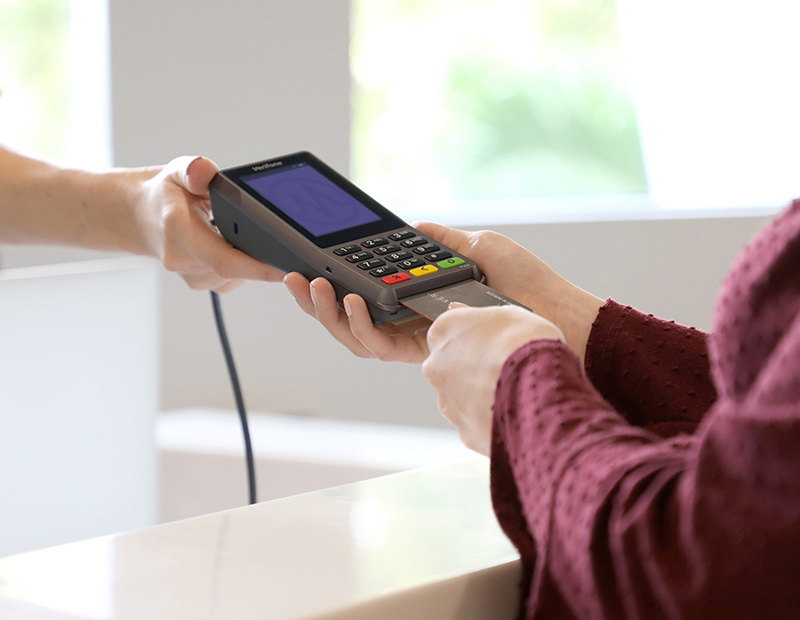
0, 459, 520, 619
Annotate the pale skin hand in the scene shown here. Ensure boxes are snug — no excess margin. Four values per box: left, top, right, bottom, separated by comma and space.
0, 146, 284, 292
422, 303, 565, 456
284, 221, 603, 363
282, 274, 433, 363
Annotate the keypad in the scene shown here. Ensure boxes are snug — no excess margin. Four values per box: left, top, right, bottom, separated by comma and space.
437, 257, 465, 269
410, 265, 438, 277
399, 236, 428, 248
397, 257, 425, 270
425, 251, 452, 262
333, 244, 361, 256
330, 231, 467, 287
370, 265, 398, 277
374, 244, 401, 256
388, 230, 416, 241
413, 243, 440, 255
357, 258, 386, 270
382, 272, 411, 285
346, 251, 373, 263
362, 237, 389, 249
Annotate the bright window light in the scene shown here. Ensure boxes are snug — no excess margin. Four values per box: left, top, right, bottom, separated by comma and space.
616, 0, 800, 210
66, 0, 111, 169
0, 0, 110, 168
351, 0, 800, 223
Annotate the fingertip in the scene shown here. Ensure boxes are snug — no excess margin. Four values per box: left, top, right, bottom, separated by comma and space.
412, 221, 439, 234
184, 156, 219, 195
343, 292, 367, 310
343, 292, 368, 315
308, 277, 335, 309
166, 155, 219, 196
282, 274, 296, 296
283, 271, 309, 291
259, 265, 286, 282
188, 155, 219, 171
309, 276, 327, 292
414, 221, 464, 247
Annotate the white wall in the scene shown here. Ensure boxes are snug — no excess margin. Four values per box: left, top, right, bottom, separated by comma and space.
0, 1, 775, 429
109, 0, 351, 171
0, 258, 159, 556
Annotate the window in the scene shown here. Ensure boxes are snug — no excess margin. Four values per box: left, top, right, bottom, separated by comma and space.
0, 0, 71, 160
351, 0, 647, 222
0, 0, 109, 168
351, 0, 800, 223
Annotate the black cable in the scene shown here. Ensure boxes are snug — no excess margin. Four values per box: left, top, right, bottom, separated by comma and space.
210, 291, 257, 505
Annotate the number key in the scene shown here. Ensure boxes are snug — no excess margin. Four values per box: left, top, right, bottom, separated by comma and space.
400, 236, 428, 248
385, 250, 412, 262
333, 244, 361, 256
388, 230, 416, 241
346, 251, 373, 263
358, 258, 386, 270
362, 237, 389, 249
374, 244, 401, 255
413, 243, 440, 255
397, 257, 425, 269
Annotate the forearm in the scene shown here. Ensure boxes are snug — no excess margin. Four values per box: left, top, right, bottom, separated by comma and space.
492, 340, 800, 618
469, 227, 605, 363
534, 276, 604, 364
584, 300, 716, 432
0, 146, 157, 255
491, 341, 678, 617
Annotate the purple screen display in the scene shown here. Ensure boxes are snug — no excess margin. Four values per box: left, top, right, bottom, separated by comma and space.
242, 165, 381, 237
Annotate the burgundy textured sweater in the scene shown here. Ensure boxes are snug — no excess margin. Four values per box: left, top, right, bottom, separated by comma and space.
490, 199, 800, 619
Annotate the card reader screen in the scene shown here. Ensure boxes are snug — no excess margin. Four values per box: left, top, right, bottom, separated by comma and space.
241, 164, 381, 238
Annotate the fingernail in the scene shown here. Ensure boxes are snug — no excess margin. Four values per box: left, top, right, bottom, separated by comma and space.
344, 297, 353, 318
310, 282, 319, 307
184, 156, 203, 184
448, 302, 468, 310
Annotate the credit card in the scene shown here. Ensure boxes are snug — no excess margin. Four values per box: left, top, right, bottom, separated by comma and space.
399, 279, 530, 321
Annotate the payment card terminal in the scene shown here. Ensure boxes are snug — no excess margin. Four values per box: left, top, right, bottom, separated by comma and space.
209, 151, 526, 324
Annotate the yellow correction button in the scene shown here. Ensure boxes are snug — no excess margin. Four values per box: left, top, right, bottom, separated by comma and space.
410, 265, 439, 277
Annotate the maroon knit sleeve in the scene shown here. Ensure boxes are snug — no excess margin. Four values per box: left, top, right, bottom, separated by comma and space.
584, 300, 717, 437
490, 337, 800, 619
491, 201, 800, 618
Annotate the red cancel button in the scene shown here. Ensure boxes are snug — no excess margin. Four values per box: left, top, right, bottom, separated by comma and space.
381, 272, 411, 285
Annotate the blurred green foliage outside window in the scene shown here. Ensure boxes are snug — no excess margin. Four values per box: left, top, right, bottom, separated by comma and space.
351, 0, 648, 208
